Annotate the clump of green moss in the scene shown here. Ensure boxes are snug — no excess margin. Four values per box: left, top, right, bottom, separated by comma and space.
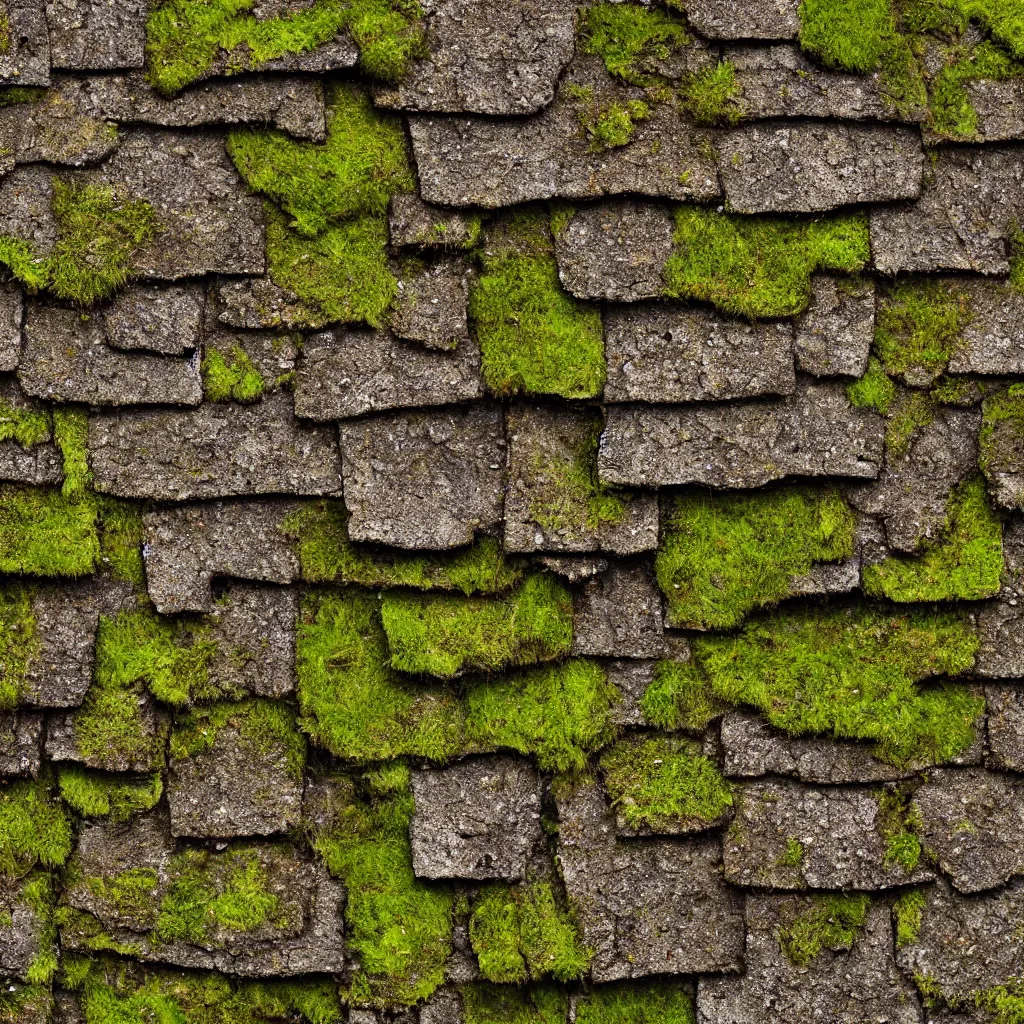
202, 345, 266, 403
847, 356, 898, 414
469, 881, 591, 983
0, 485, 99, 576
579, 3, 691, 85
777, 894, 871, 968
146, 0, 424, 96
884, 389, 936, 458
469, 210, 605, 399
892, 888, 927, 948
57, 766, 162, 822
864, 476, 1003, 602
567, 85, 651, 151
19, 872, 58, 984
877, 785, 924, 873
599, 734, 733, 832
461, 983, 567, 1024
380, 573, 573, 678
0, 983, 51, 1024
641, 658, 729, 733
306, 766, 453, 1006
282, 501, 522, 593
574, 980, 696, 1024
979, 383, 1024, 501
52, 407, 93, 499
96, 496, 146, 587
692, 604, 983, 767
903, 0, 1024, 60
679, 61, 745, 125
0, 777, 73, 880
0, 586, 38, 710
778, 837, 806, 869
663, 207, 870, 318
0, 402, 50, 450
656, 487, 855, 630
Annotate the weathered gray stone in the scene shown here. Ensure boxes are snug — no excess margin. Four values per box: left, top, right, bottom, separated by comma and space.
0, 282, 21, 371
142, 502, 299, 615
0, 0, 50, 86
698, 893, 923, 1024
103, 283, 203, 355
20, 303, 202, 406
388, 194, 480, 249
537, 555, 609, 583
963, 77, 1024, 143
572, 563, 665, 660
409, 56, 720, 208
979, 520, 1024, 677
556, 782, 744, 981
214, 276, 314, 331
373, 0, 575, 115
294, 327, 483, 421
45, 0, 147, 69
598, 382, 885, 489
339, 404, 505, 550
88, 130, 266, 279
717, 123, 924, 213
203, 328, 299, 399
0, 86, 119, 166
390, 259, 470, 351
726, 43, 924, 121
985, 685, 1024, 770
554, 200, 675, 303
686, 0, 801, 39
89, 392, 342, 501
0, 379, 63, 486
0, 711, 42, 775
0, 167, 57, 254
947, 278, 1024, 374
604, 302, 796, 402
410, 755, 543, 881
0, 875, 50, 980
848, 407, 980, 552
419, 988, 464, 1024
504, 404, 658, 555
871, 145, 1024, 275
794, 275, 874, 377
168, 702, 305, 838
724, 779, 934, 890
915, 768, 1024, 894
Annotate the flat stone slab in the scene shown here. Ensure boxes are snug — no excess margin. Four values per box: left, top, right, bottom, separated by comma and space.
947, 278, 1024, 374
0, 166, 58, 254
717, 123, 924, 213
794, 275, 874, 377
871, 145, 1024, 275
373, 0, 575, 115
0, 0, 51, 86
961, 77, 1024, 142
388, 194, 480, 249
698, 893, 922, 1024
571, 563, 666, 659
410, 755, 543, 880
390, 259, 470, 350
338, 404, 505, 550
103, 282, 204, 355
504, 404, 658, 555
293, 327, 483, 420
686, 0, 801, 39
0, 281, 21, 371
598, 382, 885, 489
0, 711, 43, 776
724, 779, 934, 890
604, 302, 795, 402
556, 782, 744, 981
89, 392, 342, 501
0, 875, 49, 981
985, 685, 1024, 770
45, 0, 148, 69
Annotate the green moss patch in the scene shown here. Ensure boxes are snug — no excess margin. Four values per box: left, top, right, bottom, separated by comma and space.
777, 894, 871, 967
469, 210, 605, 399
0, 777, 73, 880
0, 485, 99, 577
0, 401, 50, 450
599, 734, 733, 832
847, 356, 898, 415
52, 408, 93, 499
640, 658, 729, 733
96, 496, 146, 587
864, 476, 1003, 602
574, 980, 696, 1024
663, 207, 870, 318
380, 573, 573, 678
202, 345, 265, 403
461, 983, 567, 1024
980, 383, 1024, 501
655, 487, 855, 630
893, 888, 926, 945
568, 86, 651, 151
679, 61, 744, 126
57, 767, 162, 822
0, 585, 39, 710
579, 3, 691, 85
691, 604, 982, 767
877, 785, 923, 873
469, 881, 591, 983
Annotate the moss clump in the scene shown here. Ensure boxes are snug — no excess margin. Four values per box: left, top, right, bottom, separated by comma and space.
469, 210, 605, 399
296, 589, 464, 762
574, 980, 696, 1024
579, 3, 692, 85
778, 837, 805, 868
0, 402, 50, 450
228, 84, 414, 237
979, 383, 1024, 498
202, 345, 265, 403
380, 573, 573, 678
0, 586, 39, 710
282, 501, 522, 593
57, 767, 162, 822
469, 882, 591, 983
679, 61, 745, 125
96, 496, 146, 587
864, 476, 1003, 602
169, 699, 306, 782
875, 277, 973, 384
692, 604, 982, 767
663, 207, 870, 318
599, 735, 733, 832
884, 389, 936, 458
656, 487, 855, 631
892, 889, 926, 948
0, 984, 51, 1024
306, 766, 453, 1006
847, 356, 898, 415
0, 485, 99, 576
567, 86, 651, 151
146, 0, 424, 96
461, 983, 567, 1024
877, 785, 923, 873
777, 894, 871, 968
641, 659, 729, 733
52, 407, 93, 499
0, 777, 73, 879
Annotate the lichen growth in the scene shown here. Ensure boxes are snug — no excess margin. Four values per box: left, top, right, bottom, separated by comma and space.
461, 983, 568, 1024
777, 894, 871, 968
0, 777, 73, 880
599, 735, 733, 832
57, 767, 163, 823
573, 980, 697, 1024
202, 344, 266, 403
469, 209, 605, 399
0, 485, 99, 577
893, 888, 927, 947
656, 487, 856, 630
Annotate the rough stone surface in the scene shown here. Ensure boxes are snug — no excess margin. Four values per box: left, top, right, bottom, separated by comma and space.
985, 685, 1024, 771
0, 0, 51, 85
0, 875, 48, 980
0, 282, 22, 372
0, 166, 58, 253
338, 404, 505, 550
718, 123, 924, 213
723, 779, 934, 890
214, 275, 315, 331
0, 379, 63, 486
794, 275, 874, 377
388, 194, 480, 249
571, 562, 666, 659
686, 0, 801, 39
598, 382, 885, 488
978, 518, 1024, 678
604, 302, 796, 402
410, 755, 543, 880
102, 283, 204, 355
45, 0, 147, 69
88, 393, 342, 501
390, 259, 470, 350
0, 711, 42, 776
947, 278, 1024, 374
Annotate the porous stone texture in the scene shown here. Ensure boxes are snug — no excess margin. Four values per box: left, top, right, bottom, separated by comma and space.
947, 278, 1024, 374
985, 685, 1024, 770
0, 380, 63, 485
388, 194, 480, 249
0, 875, 49, 979
686, 0, 801, 39
45, 0, 148, 69
103, 283, 203, 355
0, 0, 51, 85
0, 711, 43, 776
571, 562, 666, 658
390, 259, 470, 350
794, 275, 874, 377
0, 166, 58, 252
410, 755, 543, 880
338, 404, 505, 549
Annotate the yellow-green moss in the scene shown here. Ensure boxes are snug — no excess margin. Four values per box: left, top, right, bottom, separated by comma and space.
655, 487, 856, 630
0, 485, 99, 576
0, 777, 73, 880
0, 585, 38, 710
579, 3, 692, 86
96, 496, 146, 587
777, 894, 871, 968
847, 356, 898, 414
599, 734, 733, 832
461, 983, 567, 1024
202, 345, 265, 403
640, 659, 729, 733
979, 383, 1024, 500
0, 402, 49, 450
469, 209, 605, 399
893, 889, 926, 946
877, 785, 923, 873
57, 766, 162, 822
679, 61, 745, 125
52, 407, 93, 499
574, 980, 696, 1024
